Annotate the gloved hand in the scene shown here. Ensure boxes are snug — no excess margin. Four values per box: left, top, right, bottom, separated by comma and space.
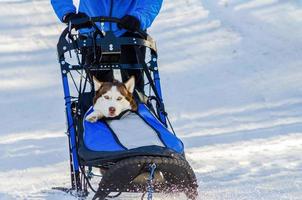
63, 12, 92, 29
118, 15, 141, 32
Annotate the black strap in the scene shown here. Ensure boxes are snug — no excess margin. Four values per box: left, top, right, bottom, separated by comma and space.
134, 46, 166, 114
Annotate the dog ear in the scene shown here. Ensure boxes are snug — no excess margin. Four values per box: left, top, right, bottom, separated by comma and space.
125, 76, 135, 93
136, 90, 148, 104
93, 76, 102, 91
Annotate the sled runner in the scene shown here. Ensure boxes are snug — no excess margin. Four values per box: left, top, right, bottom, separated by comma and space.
56, 17, 198, 200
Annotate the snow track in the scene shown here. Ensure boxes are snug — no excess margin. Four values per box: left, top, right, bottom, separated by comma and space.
0, 0, 302, 199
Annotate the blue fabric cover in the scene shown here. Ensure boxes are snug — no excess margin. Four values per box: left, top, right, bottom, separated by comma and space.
83, 103, 184, 154
50, 0, 163, 36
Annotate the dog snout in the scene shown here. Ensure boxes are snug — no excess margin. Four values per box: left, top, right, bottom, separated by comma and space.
109, 107, 116, 113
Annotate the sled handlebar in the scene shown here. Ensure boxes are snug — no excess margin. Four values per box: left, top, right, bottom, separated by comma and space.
69, 16, 148, 39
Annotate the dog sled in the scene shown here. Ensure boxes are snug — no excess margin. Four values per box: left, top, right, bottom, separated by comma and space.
55, 16, 198, 200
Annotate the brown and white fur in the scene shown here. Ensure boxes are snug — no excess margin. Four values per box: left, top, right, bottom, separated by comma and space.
85, 76, 137, 123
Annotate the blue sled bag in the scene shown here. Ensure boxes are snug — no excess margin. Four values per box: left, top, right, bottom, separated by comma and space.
83, 103, 184, 154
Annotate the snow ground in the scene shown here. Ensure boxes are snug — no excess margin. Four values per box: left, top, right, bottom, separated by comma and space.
0, 0, 302, 199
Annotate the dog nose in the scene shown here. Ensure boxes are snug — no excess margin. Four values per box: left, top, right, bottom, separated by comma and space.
109, 107, 116, 113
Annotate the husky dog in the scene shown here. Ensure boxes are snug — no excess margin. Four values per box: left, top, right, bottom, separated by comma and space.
85, 76, 137, 123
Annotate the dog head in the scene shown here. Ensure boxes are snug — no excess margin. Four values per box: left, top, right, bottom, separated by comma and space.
92, 76, 137, 118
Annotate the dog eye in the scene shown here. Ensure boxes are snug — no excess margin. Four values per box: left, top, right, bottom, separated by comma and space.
104, 95, 110, 99
117, 97, 123, 101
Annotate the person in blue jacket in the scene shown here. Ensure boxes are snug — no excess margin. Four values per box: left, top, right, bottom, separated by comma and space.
51, 0, 163, 91
51, 0, 163, 36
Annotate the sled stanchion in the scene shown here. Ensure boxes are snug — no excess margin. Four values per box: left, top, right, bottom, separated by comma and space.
134, 46, 167, 126
152, 62, 167, 126
61, 71, 81, 191
67, 133, 76, 189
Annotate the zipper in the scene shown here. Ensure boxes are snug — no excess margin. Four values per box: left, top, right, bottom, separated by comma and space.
109, 0, 113, 31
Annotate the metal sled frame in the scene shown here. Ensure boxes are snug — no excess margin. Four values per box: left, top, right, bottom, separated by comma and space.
56, 17, 197, 199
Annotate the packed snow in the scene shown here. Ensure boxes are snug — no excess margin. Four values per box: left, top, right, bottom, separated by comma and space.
0, 0, 302, 199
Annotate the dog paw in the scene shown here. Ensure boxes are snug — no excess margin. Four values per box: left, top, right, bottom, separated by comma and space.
85, 114, 98, 123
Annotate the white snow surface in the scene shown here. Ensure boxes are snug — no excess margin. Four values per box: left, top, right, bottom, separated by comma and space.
1, 0, 302, 199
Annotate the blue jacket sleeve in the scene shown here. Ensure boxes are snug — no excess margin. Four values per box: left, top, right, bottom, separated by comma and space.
130, 0, 163, 30
50, 0, 76, 22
